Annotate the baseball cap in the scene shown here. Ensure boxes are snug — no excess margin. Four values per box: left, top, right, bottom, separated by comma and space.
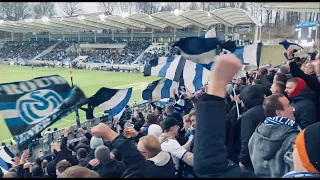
163, 117, 180, 131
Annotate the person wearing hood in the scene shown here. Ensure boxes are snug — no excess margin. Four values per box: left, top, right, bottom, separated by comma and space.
238, 85, 266, 171
137, 135, 176, 178
249, 94, 300, 178
92, 146, 126, 178
285, 77, 317, 129
283, 122, 320, 178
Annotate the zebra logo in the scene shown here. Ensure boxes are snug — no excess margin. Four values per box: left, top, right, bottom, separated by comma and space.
16, 90, 63, 125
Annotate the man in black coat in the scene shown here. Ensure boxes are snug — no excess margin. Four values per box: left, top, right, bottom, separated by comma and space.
193, 54, 257, 178
238, 85, 266, 171
285, 77, 317, 129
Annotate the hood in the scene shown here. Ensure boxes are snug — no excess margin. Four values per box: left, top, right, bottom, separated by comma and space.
288, 78, 306, 98
147, 151, 171, 166
239, 85, 264, 109
253, 123, 299, 161
290, 86, 316, 102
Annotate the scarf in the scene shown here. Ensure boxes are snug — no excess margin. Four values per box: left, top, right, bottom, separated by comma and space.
264, 116, 301, 131
283, 171, 319, 178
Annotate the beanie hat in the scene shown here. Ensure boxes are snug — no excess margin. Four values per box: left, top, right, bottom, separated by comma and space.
94, 146, 111, 164
295, 122, 320, 173
90, 137, 104, 149
288, 78, 306, 98
148, 124, 163, 139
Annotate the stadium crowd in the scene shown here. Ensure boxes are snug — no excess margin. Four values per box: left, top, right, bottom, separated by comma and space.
1, 45, 319, 178
0, 41, 57, 61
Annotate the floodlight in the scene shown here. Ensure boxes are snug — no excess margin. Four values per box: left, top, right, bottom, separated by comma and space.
148, 15, 152, 20
121, 12, 129, 18
59, 17, 64, 21
99, 14, 105, 21
77, 15, 85, 20
0, 20, 4, 24
41, 16, 49, 22
173, 9, 182, 16
207, 12, 211, 17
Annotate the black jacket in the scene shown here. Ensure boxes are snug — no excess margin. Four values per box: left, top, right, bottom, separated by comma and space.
290, 87, 318, 129
97, 159, 127, 178
111, 135, 149, 178
238, 85, 266, 168
194, 93, 258, 178
290, 60, 320, 101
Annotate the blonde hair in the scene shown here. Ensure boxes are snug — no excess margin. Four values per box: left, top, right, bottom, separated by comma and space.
60, 166, 99, 178
139, 135, 161, 158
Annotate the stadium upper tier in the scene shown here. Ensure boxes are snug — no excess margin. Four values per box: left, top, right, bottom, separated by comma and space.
261, 2, 320, 13
0, 8, 262, 33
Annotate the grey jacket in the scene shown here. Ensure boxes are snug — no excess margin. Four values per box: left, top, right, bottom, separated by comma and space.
248, 123, 299, 178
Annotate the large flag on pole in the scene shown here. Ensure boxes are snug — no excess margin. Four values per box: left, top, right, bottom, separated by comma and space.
143, 55, 186, 82
0, 75, 87, 149
88, 87, 132, 118
142, 78, 179, 101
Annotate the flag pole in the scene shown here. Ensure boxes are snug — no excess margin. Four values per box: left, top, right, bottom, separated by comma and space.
69, 68, 81, 128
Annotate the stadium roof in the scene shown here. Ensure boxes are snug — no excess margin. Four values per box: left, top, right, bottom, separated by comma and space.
261, 2, 320, 13
0, 8, 262, 33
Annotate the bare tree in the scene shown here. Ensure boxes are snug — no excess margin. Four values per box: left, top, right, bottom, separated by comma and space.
0, 2, 32, 21
135, 2, 160, 14
116, 2, 136, 14
33, 2, 55, 19
97, 2, 116, 15
59, 2, 83, 17
188, 2, 199, 10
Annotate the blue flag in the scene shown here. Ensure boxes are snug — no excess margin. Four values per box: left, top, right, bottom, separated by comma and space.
88, 87, 132, 118
0, 146, 14, 174
143, 55, 186, 82
279, 39, 304, 52
142, 78, 179, 101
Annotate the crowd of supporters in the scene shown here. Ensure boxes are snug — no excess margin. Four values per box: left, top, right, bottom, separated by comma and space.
1, 44, 319, 178
0, 41, 57, 60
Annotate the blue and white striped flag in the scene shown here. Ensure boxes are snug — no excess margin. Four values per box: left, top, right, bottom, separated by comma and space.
232, 42, 263, 67
143, 55, 186, 82
172, 28, 237, 67
173, 94, 185, 113
88, 87, 132, 118
182, 60, 211, 93
142, 78, 179, 101
279, 39, 304, 52
0, 146, 14, 175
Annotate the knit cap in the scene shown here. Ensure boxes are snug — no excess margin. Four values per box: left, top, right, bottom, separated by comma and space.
295, 122, 320, 173
90, 137, 104, 149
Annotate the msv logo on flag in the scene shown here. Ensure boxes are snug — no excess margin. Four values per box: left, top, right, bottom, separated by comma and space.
16, 90, 64, 125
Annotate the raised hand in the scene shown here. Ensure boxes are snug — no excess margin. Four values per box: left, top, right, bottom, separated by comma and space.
91, 123, 118, 141
64, 127, 70, 137
208, 55, 242, 98
88, 159, 100, 167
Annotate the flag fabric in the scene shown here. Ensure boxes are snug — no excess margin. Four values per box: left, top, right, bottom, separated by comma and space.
182, 60, 211, 93
0, 75, 71, 137
232, 42, 263, 67
88, 87, 132, 118
0, 146, 14, 174
279, 39, 304, 52
173, 94, 186, 113
142, 78, 179, 101
172, 28, 237, 65
143, 55, 186, 82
